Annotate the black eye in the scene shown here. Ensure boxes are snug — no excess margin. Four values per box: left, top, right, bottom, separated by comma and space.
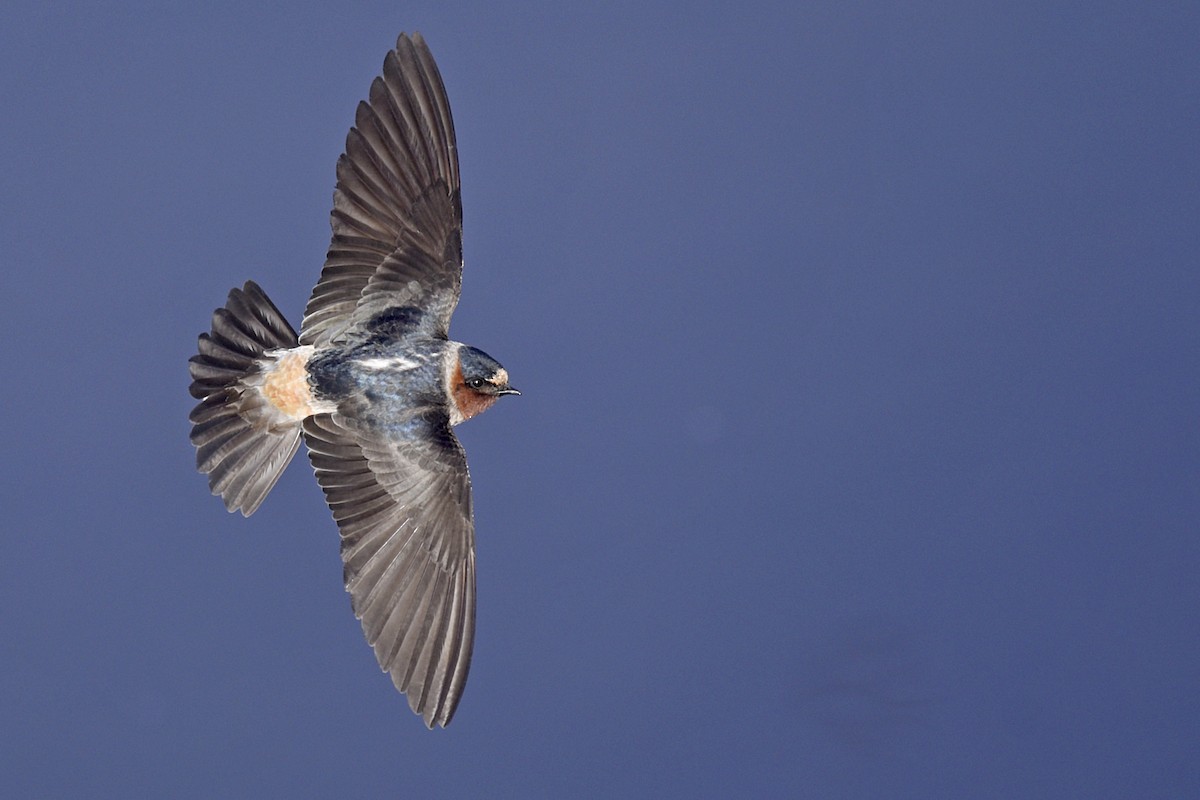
466, 377, 486, 390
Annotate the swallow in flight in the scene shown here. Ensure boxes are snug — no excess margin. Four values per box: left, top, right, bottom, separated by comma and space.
187, 33, 517, 727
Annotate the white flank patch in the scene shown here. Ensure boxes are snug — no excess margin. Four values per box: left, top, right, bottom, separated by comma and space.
358, 356, 421, 371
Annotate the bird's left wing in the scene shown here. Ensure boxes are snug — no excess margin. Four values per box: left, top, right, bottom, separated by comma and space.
300, 33, 463, 346
303, 410, 476, 727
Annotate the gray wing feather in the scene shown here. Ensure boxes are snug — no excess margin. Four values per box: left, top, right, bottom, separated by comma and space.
303, 411, 475, 727
301, 33, 462, 345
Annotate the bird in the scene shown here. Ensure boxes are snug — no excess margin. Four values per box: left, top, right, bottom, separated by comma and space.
186, 33, 518, 728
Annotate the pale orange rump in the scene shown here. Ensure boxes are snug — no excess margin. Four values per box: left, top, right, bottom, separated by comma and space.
262, 350, 317, 420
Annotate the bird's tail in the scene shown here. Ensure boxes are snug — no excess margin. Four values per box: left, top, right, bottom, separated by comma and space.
188, 281, 305, 516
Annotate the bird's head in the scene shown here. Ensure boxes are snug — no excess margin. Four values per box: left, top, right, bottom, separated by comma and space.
449, 345, 519, 424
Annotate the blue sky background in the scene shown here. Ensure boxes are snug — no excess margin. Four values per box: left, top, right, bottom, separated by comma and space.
2, 2, 1197, 797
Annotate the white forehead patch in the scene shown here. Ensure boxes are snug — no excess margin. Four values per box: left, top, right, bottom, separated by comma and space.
490, 368, 509, 386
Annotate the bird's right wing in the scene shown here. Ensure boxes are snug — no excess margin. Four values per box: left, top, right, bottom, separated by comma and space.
303, 409, 476, 727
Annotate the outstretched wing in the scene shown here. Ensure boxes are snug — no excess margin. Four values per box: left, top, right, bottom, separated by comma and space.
301, 33, 463, 346
303, 411, 476, 728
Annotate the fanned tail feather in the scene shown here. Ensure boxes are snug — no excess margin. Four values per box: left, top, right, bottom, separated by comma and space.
188, 281, 303, 516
